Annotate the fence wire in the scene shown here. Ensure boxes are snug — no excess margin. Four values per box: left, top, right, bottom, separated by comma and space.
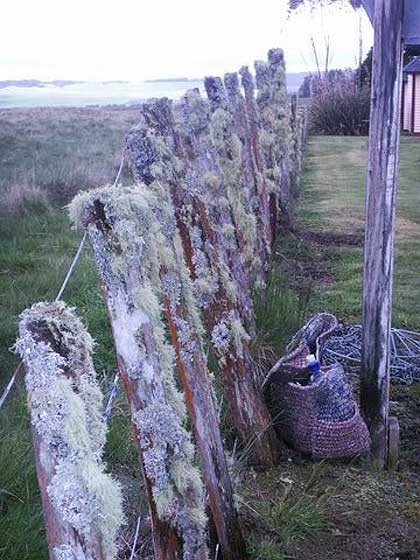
0, 150, 126, 410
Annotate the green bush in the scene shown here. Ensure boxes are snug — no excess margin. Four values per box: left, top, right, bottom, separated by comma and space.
310, 74, 370, 136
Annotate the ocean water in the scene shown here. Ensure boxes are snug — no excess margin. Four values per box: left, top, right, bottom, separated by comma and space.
0, 79, 205, 109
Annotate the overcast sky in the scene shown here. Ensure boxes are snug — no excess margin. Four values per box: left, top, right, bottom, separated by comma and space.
1, 0, 373, 81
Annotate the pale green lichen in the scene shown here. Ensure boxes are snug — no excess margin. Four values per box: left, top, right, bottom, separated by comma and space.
69, 184, 209, 559
208, 106, 258, 273
210, 310, 250, 365
17, 301, 123, 560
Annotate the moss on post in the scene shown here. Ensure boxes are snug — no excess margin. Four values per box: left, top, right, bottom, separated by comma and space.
240, 65, 277, 243
17, 301, 123, 560
69, 186, 209, 560
224, 71, 272, 263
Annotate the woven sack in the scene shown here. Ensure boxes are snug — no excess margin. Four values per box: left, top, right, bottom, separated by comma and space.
265, 314, 371, 459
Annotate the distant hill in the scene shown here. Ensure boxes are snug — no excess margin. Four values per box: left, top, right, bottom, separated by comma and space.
1, 72, 308, 92
0, 80, 86, 89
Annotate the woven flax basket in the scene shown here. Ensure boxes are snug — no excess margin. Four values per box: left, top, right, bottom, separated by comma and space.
265, 313, 371, 459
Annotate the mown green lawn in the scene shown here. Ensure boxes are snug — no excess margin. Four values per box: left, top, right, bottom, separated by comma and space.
292, 135, 420, 329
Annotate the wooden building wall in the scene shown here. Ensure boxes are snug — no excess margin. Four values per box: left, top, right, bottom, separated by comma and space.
402, 72, 420, 134
402, 74, 413, 131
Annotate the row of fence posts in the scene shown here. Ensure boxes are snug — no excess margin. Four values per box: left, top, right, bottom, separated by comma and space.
17, 48, 306, 560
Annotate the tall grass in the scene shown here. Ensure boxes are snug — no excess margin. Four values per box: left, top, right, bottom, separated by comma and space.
0, 105, 139, 214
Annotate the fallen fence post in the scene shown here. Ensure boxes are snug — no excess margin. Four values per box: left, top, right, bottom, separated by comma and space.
17, 301, 123, 560
69, 186, 209, 560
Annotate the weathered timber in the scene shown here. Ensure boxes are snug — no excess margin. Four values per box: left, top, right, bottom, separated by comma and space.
126, 109, 248, 558
255, 49, 292, 231
387, 416, 400, 470
179, 92, 280, 469
361, 0, 375, 24
361, 0, 404, 468
127, 96, 280, 470
69, 186, 208, 560
239, 65, 275, 248
289, 95, 305, 197
17, 302, 123, 560
160, 223, 248, 559
205, 75, 269, 281
129, 94, 256, 336
224, 71, 272, 264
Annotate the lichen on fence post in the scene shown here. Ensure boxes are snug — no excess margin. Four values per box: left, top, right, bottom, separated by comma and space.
255, 49, 292, 230
204, 75, 267, 283
17, 301, 123, 560
127, 95, 280, 470
239, 65, 276, 248
224, 71, 272, 264
69, 186, 209, 560
126, 111, 248, 558
180, 89, 257, 336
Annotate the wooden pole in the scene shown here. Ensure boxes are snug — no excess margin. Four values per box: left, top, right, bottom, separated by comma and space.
126, 111, 247, 557
360, 0, 404, 468
239, 65, 275, 248
70, 187, 209, 560
127, 96, 280, 470
205, 75, 269, 281
224, 71, 272, 262
17, 302, 123, 560
160, 254, 248, 560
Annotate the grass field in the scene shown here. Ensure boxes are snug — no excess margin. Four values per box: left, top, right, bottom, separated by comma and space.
1, 111, 420, 559
282, 135, 420, 329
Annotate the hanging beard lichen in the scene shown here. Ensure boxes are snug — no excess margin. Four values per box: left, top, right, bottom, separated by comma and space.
17, 301, 123, 560
69, 184, 209, 560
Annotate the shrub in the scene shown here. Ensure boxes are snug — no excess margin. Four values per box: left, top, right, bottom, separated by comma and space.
310, 73, 370, 136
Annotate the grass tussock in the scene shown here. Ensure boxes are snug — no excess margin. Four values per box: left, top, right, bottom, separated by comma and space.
0, 182, 50, 216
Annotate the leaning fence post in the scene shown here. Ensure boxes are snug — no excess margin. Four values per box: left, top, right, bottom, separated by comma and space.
224, 71, 272, 263
127, 95, 280, 470
69, 187, 209, 560
204, 75, 267, 282
239, 65, 275, 248
125, 112, 247, 557
255, 50, 292, 230
17, 301, 123, 560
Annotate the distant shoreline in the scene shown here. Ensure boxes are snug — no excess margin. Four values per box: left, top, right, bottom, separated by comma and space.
0, 73, 307, 109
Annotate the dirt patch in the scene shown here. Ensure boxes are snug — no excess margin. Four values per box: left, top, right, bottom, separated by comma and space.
300, 230, 364, 248
242, 459, 420, 560
396, 218, 420, 241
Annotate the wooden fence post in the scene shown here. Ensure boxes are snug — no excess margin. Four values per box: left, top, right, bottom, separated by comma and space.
255, 49, 292, 230
205, 75, 268, 281
360, 0, 404, 468
117, 110, 248, 557
69, 187, 209, 560
239, 65, 275, 248
17, 302, 123, 560
127, 96, 280, 470
224, 71, 272, 264
155, 190, 248, 559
